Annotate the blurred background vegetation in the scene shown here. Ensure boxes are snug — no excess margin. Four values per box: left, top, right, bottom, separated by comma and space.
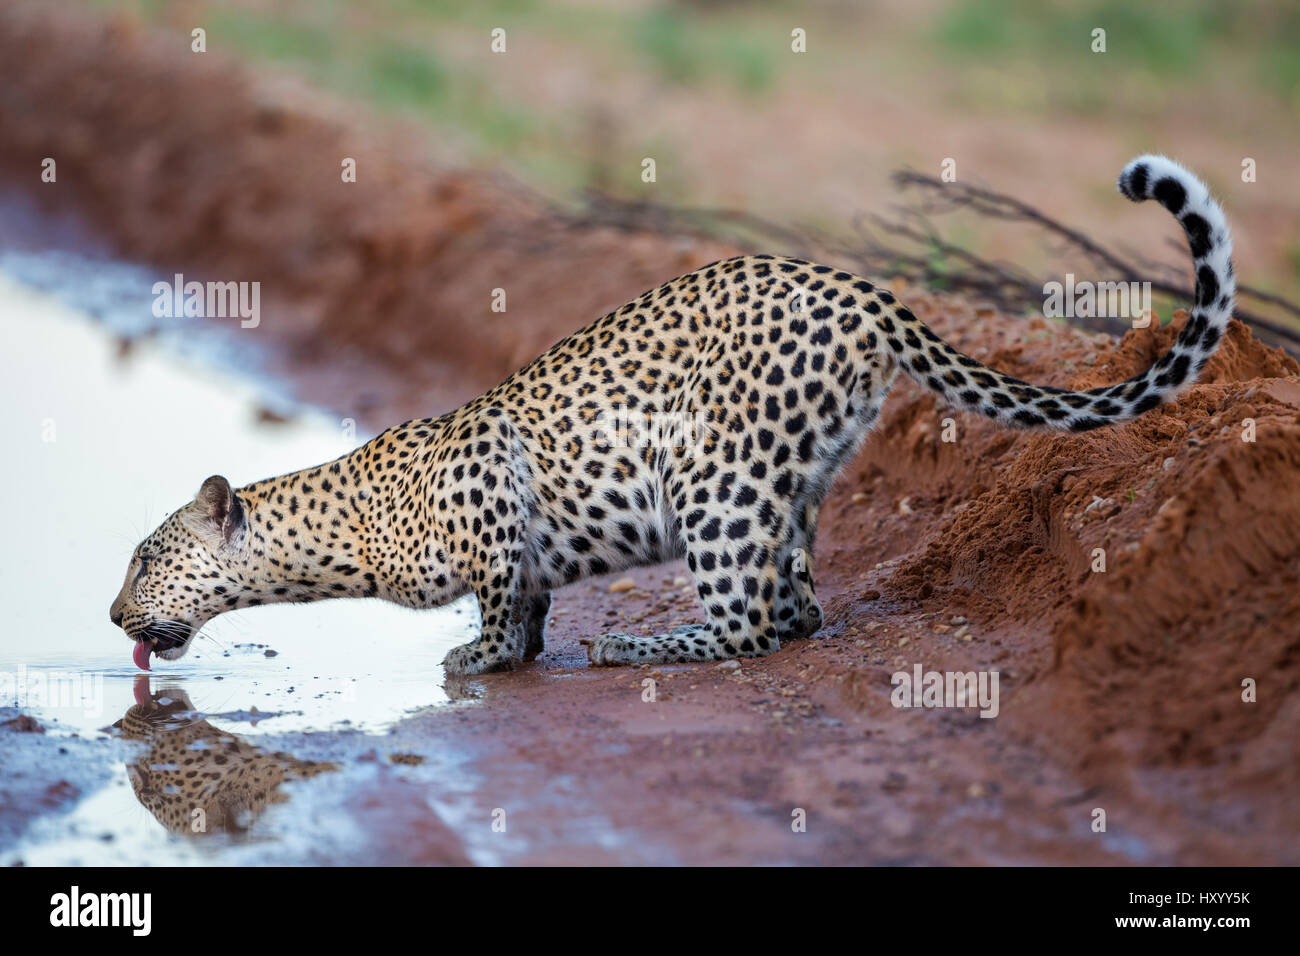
87, 0, 1300, 323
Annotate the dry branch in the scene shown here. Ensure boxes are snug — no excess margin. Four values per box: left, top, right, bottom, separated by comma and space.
568, 171, 1300, 357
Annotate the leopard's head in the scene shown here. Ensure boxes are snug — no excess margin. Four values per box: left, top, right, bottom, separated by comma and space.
109, 475, 249, 664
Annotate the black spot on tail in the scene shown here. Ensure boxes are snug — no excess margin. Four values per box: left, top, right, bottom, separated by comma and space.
1196, 265, 1219, 307
1168, 353, 1191, 386
1122, 163, 1149, 200
1182, 213, 1212, 260
1153, 177, 1186, 215
1069, 416, 1108, 432
1131, 393, 1162, 415
1154, 352, 1192, 388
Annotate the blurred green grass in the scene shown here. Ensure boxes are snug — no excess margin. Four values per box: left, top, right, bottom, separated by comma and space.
937, 0, 1234, 76
935, 0, 1300, 115
633, 6, 777, 93
90, 0, 1300, 179
205, 6, 337, 64
90, 0, 800, 198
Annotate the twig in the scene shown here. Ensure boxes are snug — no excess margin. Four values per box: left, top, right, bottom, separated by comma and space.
560, 172, 1300, 356
890, 169, 1300, 334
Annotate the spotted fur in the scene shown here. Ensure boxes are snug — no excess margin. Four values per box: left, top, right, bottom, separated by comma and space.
116, 689, 334, 835
111, 156, 1235, 673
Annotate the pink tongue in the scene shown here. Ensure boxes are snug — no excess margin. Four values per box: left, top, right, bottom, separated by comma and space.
132, 640, 153, 672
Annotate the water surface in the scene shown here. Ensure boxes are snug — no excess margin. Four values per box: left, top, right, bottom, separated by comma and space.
0, 270, 476, 735
0, 264, 488, 868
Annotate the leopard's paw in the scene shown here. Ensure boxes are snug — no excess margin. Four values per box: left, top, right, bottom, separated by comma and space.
442, 641, 515, 677
583, 633, 647, 667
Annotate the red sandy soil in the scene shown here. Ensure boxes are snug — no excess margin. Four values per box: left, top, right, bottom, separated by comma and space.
3, 5, 1298, 864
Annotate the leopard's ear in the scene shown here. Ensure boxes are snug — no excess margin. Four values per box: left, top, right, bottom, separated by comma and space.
193, 475, 246, 545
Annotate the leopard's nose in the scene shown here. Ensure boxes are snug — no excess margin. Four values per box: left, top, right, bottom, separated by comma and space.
110, 607, 124, 627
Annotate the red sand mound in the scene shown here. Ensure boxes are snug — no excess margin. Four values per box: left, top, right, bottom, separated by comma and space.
3, 3, 1297, 863
832, 292, 1300, 851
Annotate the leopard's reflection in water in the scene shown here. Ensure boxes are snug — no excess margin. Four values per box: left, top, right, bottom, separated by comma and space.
113, 678, 336, 837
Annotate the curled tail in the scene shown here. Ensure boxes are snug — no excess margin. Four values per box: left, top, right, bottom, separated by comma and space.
887, 155, 1235, 432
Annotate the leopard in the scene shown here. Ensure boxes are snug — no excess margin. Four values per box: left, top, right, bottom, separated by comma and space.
115, 686, 335, 836
109, 155, 1235, 676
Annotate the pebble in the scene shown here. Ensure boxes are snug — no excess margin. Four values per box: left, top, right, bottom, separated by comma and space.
609, 577, 637, 593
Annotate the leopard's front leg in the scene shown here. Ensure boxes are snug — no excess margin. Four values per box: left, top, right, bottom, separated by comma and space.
438, 407, 535, 677
442, 563, 529, 676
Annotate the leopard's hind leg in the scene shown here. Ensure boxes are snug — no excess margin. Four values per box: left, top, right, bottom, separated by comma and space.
522, 591, 551, 660
586, 466, 787, 666
775, 500, 823, 642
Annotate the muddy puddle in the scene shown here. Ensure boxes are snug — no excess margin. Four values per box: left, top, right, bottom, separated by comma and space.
0, 262, 478, 864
